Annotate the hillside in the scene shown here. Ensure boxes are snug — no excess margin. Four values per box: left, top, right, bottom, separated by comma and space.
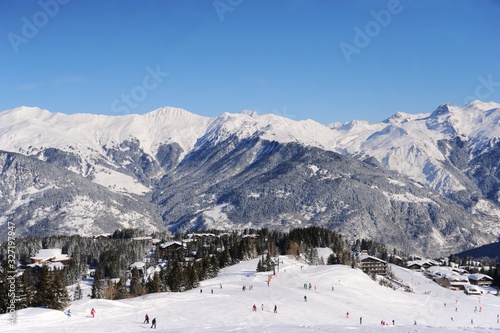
1, 255, 499, 332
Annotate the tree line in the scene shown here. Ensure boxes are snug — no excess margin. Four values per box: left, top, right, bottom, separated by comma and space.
2, 227, 498, 314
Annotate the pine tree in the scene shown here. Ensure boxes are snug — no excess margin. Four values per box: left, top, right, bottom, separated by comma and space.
50, 271, 70, 311
115, 276, 128, 300
0, 261, 9, 313
146, 272, 162, 294
327, 253, 338, 265
130, 267, 145, 297
208, 255, 220, 278
103, 279, 117, 300
21, 268, 35, 307
167, 260, 184, 292
91, 267, 104, 299
256, 257, 263, 272
14, 274, 28, 310
73, 282, 83, 301
34, 266, 52, 307
184, 263, 199, 290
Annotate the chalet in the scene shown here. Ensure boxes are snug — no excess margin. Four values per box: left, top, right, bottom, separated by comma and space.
407, 262, 424, 271
31, 249, 71, 266
130, 261, 146, 276
407, 259, 438, 271
468, 273, 493, 287
464, 284, 483, 295
93, 233, 111, 240
158, 241, 185, 258
358, 253, 387, 276
425, 266, 468, 279
186, 233, 217, 240
132, 236, 153, 242
435, 274, 469, 290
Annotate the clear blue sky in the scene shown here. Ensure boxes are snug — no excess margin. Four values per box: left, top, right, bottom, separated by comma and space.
1, 0, 499, 124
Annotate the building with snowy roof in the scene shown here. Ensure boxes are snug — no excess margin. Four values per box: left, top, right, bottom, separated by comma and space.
468, 273, 493, 286
406, 259, 438, 271
30, 248, 71, 266
358, 252, 387, 276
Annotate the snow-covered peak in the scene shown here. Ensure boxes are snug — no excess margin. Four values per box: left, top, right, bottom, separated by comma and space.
240, 110, 259, 118
144, 106, 200, 119
200, 111, 338, 151
0, 105, 211, 158
425, 101, 500, 140
385, 111, 429, 124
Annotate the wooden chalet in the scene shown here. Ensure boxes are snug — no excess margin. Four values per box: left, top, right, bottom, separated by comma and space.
358, 252, 387, 276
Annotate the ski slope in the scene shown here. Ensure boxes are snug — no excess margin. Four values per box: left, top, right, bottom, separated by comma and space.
1, 255, 499, 332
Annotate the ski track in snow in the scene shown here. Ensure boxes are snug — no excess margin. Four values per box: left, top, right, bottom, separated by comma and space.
1, 255, 500, 332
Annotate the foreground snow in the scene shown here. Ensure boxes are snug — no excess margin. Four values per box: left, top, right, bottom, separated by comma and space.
1, 256, 500, 332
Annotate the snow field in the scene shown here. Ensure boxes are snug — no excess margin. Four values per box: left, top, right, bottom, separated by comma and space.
1, 254, 500, 332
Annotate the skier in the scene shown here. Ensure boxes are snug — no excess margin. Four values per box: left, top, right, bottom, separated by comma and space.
346, 311, 349, 318
304, 295, 307, 302
261, 304, 264, 311
252, 304, 257, 312
65, 309, 71, 317
144, 314, 149, 324
359, 317, 362, 324
274, 305, 277, 313
151, 318, 156, 329
211, 289, 213, 294
451, 316, 454, 321
90, 308, 95, 318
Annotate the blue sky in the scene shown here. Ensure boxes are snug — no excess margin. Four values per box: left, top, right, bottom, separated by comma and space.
1, 0, 499, 124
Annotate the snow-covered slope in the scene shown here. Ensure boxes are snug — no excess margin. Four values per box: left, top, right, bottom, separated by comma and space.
1, 255, 499, 332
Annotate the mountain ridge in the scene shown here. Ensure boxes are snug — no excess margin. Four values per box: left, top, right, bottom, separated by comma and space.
0, 101, 499, 256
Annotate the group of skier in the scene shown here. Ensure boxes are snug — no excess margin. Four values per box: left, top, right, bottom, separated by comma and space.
252, 304, 277, 313
143, 314, 157, 328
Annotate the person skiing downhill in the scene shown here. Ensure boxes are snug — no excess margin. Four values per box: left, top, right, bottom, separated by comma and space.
151, 318, 156, 328
144, 314, 149, 324
90, 308, 95, 318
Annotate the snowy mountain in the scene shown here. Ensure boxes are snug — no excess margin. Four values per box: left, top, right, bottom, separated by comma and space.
0, 102, 499, 255
1, 254, 499, 332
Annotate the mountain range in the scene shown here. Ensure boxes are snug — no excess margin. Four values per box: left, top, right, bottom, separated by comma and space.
0, 101, 499, 256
